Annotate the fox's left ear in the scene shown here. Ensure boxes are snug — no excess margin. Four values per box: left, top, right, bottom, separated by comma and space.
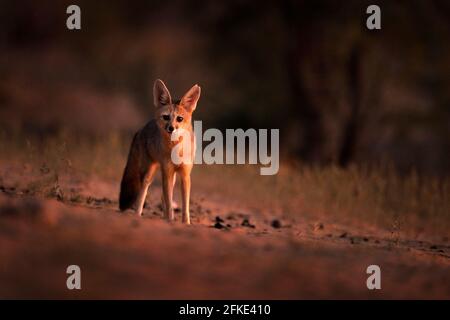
180, 84, 201, 112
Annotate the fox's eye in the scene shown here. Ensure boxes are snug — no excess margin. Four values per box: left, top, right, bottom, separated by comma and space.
162, 115, 170, 121
176, 116, 184, 122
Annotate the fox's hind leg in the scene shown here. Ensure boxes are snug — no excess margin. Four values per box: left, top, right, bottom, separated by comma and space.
136, 164, 158, 216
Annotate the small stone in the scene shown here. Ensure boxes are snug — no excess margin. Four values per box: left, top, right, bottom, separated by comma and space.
241, 218, 255, 228
271, 219, 282, 229
51, 183, 64, 202
215, 216, 225, 223
213, 222, 225, 229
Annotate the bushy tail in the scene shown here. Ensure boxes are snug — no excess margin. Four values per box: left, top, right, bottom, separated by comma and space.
119, 134, 142, 211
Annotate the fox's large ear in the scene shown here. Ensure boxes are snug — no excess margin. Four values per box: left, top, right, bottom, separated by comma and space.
153, 79, 172, 108
180, 84, 201, 112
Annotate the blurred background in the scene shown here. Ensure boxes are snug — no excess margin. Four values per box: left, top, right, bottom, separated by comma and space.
0, 0, 449, 175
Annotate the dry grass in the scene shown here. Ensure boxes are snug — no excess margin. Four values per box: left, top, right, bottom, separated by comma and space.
194, 163, 450, 238
1, 131, 449, 238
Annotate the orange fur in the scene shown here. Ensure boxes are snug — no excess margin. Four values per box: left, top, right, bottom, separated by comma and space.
119, 79, 201, 224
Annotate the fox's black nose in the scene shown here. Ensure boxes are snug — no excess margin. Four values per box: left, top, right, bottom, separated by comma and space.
168, 126, 174, 133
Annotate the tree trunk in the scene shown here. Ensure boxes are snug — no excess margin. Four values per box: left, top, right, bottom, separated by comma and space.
281, 0, 325, 163
338, 44, 363, 167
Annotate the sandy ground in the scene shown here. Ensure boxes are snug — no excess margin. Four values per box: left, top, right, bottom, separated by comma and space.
0, 169, 449, 299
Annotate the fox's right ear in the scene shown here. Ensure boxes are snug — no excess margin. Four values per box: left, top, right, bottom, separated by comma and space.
153, 79, 172, 108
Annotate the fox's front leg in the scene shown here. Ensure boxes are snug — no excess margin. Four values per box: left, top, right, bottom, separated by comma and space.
180, 166, 192, 224
161, 166, 175, 221
161, 174, 177, 211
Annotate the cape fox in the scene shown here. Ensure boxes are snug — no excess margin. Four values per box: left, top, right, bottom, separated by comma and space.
119, 79, 201, 224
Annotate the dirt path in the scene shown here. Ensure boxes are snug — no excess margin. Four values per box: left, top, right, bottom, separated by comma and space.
0, 182, 449, 299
